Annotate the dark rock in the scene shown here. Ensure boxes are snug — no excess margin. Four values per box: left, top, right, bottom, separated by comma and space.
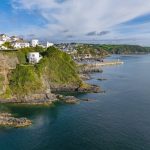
97, 78, 107, 81
80, 98, 95, 102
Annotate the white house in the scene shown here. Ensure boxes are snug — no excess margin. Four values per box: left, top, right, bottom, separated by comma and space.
39, 41, 54, 48
31, 39, 39, 47
27, 52, 43, 64
46, 42, 54, 47
11, 40, 30, 49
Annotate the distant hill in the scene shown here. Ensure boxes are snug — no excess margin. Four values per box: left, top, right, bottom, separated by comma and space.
95, 44, 150, 54
75, 44, 150, 56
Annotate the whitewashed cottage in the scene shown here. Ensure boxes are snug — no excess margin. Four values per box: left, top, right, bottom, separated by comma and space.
31, 39, 39, 47
27, 52, 43, 64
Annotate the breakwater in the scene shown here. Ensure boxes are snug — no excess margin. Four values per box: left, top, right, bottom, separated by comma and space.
93, 61, 124, 67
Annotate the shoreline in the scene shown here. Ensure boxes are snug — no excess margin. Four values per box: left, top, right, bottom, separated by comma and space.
0, 60, 123, 105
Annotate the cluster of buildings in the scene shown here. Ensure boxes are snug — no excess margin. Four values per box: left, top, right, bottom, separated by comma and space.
55, 43, 93, 59
0, 34, 95, 64
55, 43, 78, 54
0, 34, 54, 50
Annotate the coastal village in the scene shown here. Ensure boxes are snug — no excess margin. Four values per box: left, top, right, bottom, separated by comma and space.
0, 34, 84, 63
0, 34, 107, 62
0, 34, 54, 50
0, 33, 54, 64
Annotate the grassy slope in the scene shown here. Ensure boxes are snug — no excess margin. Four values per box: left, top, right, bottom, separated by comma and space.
36, 47, 81, 84
8, 46, 81, 97
9, 65, 42, 97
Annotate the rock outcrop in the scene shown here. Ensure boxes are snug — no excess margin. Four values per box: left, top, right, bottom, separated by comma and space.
57, 95, 80, 104
0, 53, 19, 95
79, 64, 103, 74
0, 113, 32, 127
50, 83, 101, 93
0, 93, 57, 105
97, 78, 107, 81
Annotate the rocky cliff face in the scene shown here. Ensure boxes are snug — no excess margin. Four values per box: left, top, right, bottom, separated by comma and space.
0, 53, 19, 95
0, 52, 58, 103
78, 64, 103, 74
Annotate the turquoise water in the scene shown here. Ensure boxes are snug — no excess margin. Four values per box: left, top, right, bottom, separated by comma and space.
1, 55, 150, 150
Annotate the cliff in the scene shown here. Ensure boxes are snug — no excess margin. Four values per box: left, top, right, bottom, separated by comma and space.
0, 52, 19, 97
0, 47, 100, 104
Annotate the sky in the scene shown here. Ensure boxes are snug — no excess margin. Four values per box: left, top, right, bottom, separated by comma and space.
1, 0, 150, 45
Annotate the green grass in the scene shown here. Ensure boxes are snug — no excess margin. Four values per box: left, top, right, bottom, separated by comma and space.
2, 42, 13, 49
36, 47, 81, 84
9, 65, 43, 97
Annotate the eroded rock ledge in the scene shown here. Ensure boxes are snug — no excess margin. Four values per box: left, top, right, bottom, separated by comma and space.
57, 95, 80, 104
50, 84, 101, 93
0, 93, 57, 105
0, 113, 32, 128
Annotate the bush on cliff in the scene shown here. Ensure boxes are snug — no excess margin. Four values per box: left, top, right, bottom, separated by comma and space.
9, 65, 42, 97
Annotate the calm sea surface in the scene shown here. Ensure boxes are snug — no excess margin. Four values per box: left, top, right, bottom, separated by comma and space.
0, 55, 150, 150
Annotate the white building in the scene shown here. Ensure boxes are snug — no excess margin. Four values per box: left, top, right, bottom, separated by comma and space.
11, 40, 30, 49
46, 42, 54, 47
27, 52, 43, 64
0, 40, 5, 46
39, 41, 54, 48
31, 39, 39, 47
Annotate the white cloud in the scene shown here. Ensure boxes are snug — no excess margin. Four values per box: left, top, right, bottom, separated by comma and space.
11, 0, 150, 42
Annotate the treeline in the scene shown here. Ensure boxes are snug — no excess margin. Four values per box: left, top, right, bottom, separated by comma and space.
94, 44, 150, 54
76, 44, 150, 57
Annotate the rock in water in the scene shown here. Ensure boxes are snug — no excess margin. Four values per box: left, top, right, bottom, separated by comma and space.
97, 78, 107, 81
0, 113, 32, 128
57, 95, 80, 104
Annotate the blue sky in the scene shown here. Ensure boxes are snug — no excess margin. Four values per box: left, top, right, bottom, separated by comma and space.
1, 0, 150, 45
